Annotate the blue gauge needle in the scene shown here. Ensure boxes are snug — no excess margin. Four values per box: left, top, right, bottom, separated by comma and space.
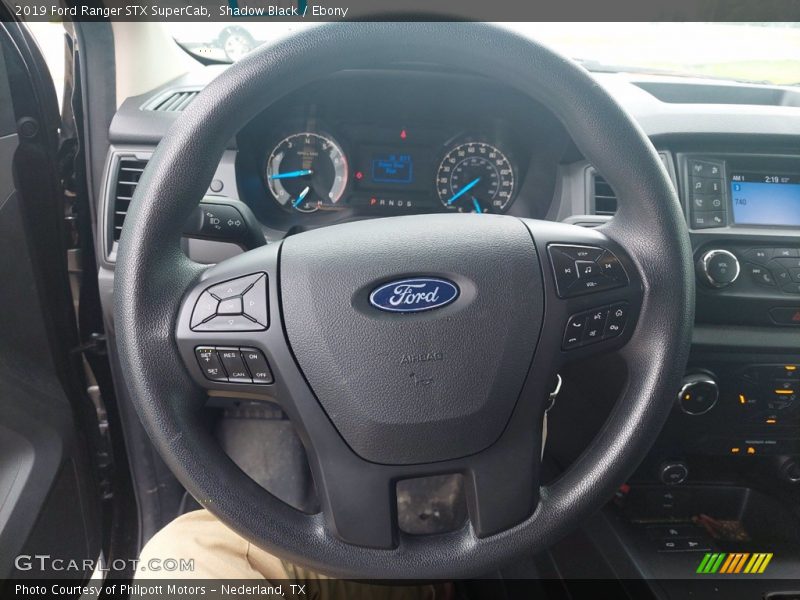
292, 186, 310, 208
447, 177, 481, 205
472, 197, 482, 213
269, 169, 313, 180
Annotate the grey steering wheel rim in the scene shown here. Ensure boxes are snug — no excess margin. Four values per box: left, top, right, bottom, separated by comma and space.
114, 22, 694, 578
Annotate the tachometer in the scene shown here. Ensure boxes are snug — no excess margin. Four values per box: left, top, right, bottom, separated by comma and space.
266, 132, 348, 213
436, 142, 514, 213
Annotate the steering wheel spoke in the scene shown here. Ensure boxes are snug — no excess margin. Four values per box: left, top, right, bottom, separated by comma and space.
521, 219, 644, 370
464, 428, 542, 537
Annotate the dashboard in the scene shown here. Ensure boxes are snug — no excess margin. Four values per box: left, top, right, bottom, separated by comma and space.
233, 70, 568, 229
101, 67, 800, 456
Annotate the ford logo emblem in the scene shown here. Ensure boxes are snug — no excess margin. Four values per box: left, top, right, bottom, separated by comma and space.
369, 277, 460, 313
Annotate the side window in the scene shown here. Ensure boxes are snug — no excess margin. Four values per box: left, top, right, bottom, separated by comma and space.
26, 22, 66, 109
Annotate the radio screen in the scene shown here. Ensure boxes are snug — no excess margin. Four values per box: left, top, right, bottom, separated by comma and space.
731, 172, 800, 227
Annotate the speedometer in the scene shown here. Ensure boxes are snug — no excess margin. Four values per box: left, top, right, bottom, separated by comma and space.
266, 132, 348, 213
436, 142, 515, 213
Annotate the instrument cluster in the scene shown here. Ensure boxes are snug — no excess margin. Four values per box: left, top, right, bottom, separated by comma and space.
234, 69, 567, 228
262, 124, 518, 216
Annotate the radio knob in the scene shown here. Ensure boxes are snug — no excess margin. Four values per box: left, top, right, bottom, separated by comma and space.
677, 373, 719, 415
699, 249, 740, 288
660, 461, 689, 485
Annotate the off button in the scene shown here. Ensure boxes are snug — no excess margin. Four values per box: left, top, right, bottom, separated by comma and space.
241, 348, 274, 384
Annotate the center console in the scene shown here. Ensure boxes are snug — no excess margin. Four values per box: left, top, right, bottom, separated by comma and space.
644, 152, 800, 465
592, 152, 800, 590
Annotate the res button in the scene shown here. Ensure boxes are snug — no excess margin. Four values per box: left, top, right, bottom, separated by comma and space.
217, 347, 252, 383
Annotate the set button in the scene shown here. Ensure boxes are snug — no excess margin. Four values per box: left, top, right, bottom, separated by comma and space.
548, 244, 629, 298
563, 302, 629, 350
194, 346, 274, 384
191, 273, 269, 331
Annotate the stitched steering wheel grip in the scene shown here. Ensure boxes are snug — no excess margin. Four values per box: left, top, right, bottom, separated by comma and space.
114, 22, 694, 578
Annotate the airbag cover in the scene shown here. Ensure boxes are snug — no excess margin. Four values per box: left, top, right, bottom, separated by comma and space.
280, 213, 543, 464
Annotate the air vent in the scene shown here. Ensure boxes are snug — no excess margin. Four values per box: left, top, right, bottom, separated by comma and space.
592, 173, 618, 216
112, 158, 147, 241
146, 90, 199, 112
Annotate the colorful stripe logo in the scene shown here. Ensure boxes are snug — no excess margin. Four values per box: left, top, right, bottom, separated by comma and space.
696, 553, 773, 574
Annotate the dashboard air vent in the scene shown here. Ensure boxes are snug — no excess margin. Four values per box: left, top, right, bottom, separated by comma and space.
112, 158, 147, 241
146, 90, 199, 112
592, 173, 618, 216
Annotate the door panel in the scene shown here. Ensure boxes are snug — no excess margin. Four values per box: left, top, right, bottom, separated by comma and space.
0, 24, 102, 582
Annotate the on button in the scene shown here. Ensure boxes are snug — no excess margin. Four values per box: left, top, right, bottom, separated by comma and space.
241, 348, 274, 384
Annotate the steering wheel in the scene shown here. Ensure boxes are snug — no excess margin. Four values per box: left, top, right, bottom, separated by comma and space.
114, 22, 694, 579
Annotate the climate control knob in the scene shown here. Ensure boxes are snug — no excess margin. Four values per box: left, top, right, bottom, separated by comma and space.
678, 373, 719, 415
698, 249, 740, 288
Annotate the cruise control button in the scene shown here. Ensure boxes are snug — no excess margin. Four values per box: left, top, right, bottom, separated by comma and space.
240, 348, 274, 384
563, 314, 586, 349
242, 274, 269, 327
208, 273, 262, 300
194, 314, 262, 331
604, 303, 628, 339
218, 297, 243, 315
191, 291, 219, 328
195, 347, 227, 382
217, 347, 251, 383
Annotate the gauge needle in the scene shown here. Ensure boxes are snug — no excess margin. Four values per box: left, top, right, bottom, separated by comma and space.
292, 186, 310, 208
447, 177, 481, 205
472, 197, 482, 213
269, 169, 313, 180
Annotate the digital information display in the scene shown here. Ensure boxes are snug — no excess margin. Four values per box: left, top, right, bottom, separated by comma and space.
372, 153, 413, 184
731, 172, 800, 227
354, 144, 431, 193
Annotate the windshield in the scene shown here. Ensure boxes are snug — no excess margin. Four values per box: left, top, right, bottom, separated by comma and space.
168, 22, 800, 85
